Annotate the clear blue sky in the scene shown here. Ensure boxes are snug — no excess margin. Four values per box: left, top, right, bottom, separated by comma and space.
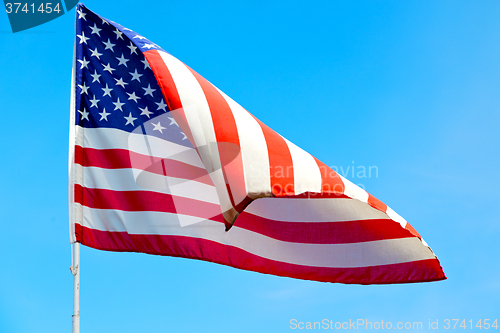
1, 1, 499, 332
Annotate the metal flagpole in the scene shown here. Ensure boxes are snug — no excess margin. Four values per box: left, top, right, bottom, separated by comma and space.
70, 242, 80, 333
69, 10, 79, 332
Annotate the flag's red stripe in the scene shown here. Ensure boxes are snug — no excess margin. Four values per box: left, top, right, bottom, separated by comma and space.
404, 222, 422, 240
74, 184, 223, 219
75, 224, 446, 284
253, 118, 295, 196
368, 194, 388, 214
74, 145, 214, 186
144, 50, 195, 145
313, 157, 390, 221
186, 67, 249, 211
143, 50, 183, 111
235, 212, 414, 244
314, 157, 345, 195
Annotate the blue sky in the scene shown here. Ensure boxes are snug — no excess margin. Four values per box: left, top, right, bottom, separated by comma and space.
1, 1, 499, 332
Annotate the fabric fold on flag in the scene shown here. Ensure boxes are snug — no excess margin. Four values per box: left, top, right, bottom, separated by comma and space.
69, 4, 446, 284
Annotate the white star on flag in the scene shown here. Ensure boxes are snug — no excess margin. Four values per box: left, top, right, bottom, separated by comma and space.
78, 109, 89, 120
130, 69, 143, 82
78, 57, 89, 69
141, 58, 150, 69
126, 91, 141, 103
124, 112, 137, 126
112, 98, 125, 111
116, 54, 130, 67
114, 77, 128, 88
90, 48, 102, 60
127, 42, 137, 55
114, 28, 124, 40
78, 82, 89, 94
101, 84, 113, 97
76, 8, 86, 20
89, 95, 100, 108
142, 84, 155, 97
156, 99, 167, 111
103, 63, 115, 74
90, 70, 101, 83
168, 117, 179, 127
77, 31, 89, 44
89, 23, 101, 36
151, 121, 166, 133
99, 108, 111, 121
139, 106, 153, 118
102, 39, 116, 51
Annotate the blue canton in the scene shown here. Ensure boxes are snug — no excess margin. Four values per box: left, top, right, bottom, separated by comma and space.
74, 4, 190, 147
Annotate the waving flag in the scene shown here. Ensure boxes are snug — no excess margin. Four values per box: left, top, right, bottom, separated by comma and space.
69, 4, 445, 284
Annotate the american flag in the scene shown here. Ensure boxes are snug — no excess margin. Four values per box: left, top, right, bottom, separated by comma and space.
70, 4, 445, 284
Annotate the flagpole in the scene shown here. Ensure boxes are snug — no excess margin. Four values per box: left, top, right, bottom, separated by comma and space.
69, 8, 80, 332
71, 242, 80, 333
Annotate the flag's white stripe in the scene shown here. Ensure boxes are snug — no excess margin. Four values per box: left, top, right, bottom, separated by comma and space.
339, 174, 369, 203
385, 206, 408, 228
75, 165, 220, 204
157, 51, 218, 169
158, 51, 234, 215
215, 88, 272, 198
76, 203, 213, 234
75, 126, 205, 169
76, 204, 435, 268
244, 197, 390, 222
127, 126, 204, 169
282, 137, 322, 195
